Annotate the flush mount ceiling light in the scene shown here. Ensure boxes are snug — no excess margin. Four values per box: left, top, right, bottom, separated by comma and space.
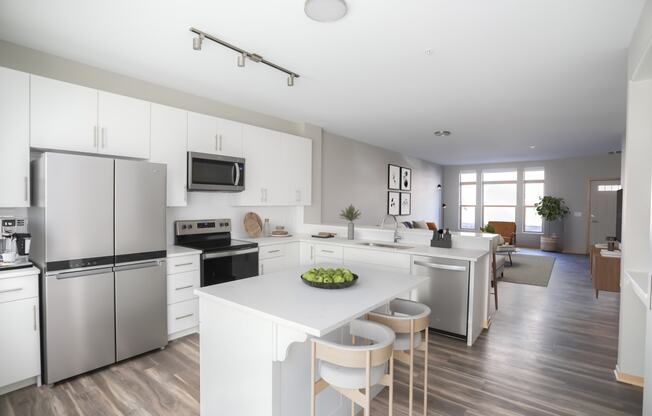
190, 27, 300, 87
305, 0, 348, 22
529, 145, 536, 149
434, 130, 451, 137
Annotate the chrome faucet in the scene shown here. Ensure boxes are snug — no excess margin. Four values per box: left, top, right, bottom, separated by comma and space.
380, 215, 402, 243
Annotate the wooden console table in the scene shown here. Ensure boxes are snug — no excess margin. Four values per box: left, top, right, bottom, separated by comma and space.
590, 245, 621, 298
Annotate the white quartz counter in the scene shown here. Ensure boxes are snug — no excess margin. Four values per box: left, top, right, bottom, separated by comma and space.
241, 234, 487, 262
0, 266, 40, 279
166, 245, 202, 258
195, 262, 428, 337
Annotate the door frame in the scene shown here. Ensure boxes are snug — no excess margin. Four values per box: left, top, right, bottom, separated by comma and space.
585, 176, 620, 253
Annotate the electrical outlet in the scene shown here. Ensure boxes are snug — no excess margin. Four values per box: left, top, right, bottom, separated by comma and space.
573, 212, 582, 217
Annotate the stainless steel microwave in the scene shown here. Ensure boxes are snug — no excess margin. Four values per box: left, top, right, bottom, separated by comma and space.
187, 152, 245, 192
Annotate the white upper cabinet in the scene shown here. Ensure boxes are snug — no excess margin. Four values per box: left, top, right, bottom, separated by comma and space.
30, 75, 99, 154
0, 67, 30, 208
150, 104, 188, 207
282, 133, 312, 206
30, 75, 150, 159
97, 91, 150, 159
188, 112, 243, 157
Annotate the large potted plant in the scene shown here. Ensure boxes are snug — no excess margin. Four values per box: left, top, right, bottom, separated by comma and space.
534, 196, 570, 251
340, 204, 361, 240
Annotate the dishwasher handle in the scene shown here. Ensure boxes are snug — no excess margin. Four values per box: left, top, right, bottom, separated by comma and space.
414, 260, 467, 272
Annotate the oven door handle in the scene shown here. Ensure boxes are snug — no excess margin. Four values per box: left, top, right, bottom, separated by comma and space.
202, 248, 259, 260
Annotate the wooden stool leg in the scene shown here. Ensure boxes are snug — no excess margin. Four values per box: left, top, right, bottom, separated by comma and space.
351, 335, 356, 416
311, 341, 316, 416
365, 350, 371, 416
423, 329, 428, 416
409, 320, 414, 416
389, 353, 394, 416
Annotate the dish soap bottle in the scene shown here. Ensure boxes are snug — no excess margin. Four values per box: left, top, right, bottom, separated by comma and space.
263, 218, 271, 237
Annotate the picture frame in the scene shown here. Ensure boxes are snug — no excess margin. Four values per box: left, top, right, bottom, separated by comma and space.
388, 191, 400, 216
388, 164, 401, 190
400, 167, 412, 191
400, 192, 411, 216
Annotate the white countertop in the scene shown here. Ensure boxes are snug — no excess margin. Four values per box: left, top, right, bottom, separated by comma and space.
241, 234, 487, 262
195, 262, 428, 337
0, 266, 40, 279
166, 245, 202, 258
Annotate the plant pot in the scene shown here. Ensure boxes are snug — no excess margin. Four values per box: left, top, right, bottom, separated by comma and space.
347, 222, 355, 240
540, 235, 557, 252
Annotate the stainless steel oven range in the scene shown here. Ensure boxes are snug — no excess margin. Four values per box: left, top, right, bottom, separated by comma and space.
174, 219, 259, 287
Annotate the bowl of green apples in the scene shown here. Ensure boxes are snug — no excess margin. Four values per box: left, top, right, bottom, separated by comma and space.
301, 267, 358, 289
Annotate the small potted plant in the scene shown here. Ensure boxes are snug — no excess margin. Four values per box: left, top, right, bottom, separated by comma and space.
340, 204, 361, 240
534, 196, 570, 251
480, 223, 496, 233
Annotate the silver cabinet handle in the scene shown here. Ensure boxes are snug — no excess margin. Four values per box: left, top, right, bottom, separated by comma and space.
175, 313, 194, 320
261, 188, 265, 203
175, 284, 194, 291
268, 249, 281, 254
261, 263, 265, 275
321, 249, 335, 254
93, 126, 98, 147
102, 127, 108, 148
24, 176, 28, 202
174, 262, 194, 267
215, 134, 219, 151
33, 304, 38, 331
310, 245, 314, 260
413, 260, 467, 272
0, 287, 23, 294
264, 188, 268, 202
296, 190, 301, 202
219, 134, 223, 151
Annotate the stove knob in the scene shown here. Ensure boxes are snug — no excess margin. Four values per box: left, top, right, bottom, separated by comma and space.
182, 225, 187, 230
188, 225, 193, 229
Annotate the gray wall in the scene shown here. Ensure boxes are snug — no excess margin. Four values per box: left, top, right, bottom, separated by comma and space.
320, 132, 444, 227
442, 154, 621, 254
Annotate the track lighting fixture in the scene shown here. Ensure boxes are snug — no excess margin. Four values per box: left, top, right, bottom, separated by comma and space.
190, 27, 300, 87
192, 33, 204, 51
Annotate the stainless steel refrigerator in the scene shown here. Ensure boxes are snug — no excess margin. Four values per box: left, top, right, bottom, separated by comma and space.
30, 153, 167, 384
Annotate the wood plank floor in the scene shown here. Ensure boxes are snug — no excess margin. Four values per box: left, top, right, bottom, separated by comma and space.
0, 250, 643, 415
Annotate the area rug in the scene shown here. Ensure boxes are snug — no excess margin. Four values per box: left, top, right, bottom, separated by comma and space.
500, 254, 555, 287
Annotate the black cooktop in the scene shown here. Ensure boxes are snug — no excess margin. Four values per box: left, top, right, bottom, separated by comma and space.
175, 236, 258, 253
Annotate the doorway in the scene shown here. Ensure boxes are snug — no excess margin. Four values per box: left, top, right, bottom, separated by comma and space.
588, 178, 621, 248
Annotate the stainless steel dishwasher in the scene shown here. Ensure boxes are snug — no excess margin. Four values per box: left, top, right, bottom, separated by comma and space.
412, 255, 471, 340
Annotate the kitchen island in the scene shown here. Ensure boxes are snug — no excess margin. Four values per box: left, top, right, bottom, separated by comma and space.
195, 263, 428, 416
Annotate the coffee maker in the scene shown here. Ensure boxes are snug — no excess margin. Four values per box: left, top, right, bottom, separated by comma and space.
0, 217, 32, 271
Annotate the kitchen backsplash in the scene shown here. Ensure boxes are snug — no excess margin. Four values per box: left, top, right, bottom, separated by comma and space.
166, 192, 302, 244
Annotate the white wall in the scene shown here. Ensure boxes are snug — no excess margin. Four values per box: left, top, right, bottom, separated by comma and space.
442, 154, 621, 254
319, 132, 443, 227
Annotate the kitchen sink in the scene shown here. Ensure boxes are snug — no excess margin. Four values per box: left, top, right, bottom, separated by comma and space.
356, 242, 414, 250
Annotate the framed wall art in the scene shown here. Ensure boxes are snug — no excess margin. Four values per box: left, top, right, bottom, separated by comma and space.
388, 164, 400, 190
400, 167, 412, 191
400, 192, 411, 215
388, 191, 400, 216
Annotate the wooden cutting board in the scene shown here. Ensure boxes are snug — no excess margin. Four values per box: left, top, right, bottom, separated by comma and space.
244, 212, 263, 237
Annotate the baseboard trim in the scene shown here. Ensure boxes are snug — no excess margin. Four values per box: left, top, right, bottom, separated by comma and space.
0, 376, 38, 396
168, 326, 199, 341
614, 368, 644, 387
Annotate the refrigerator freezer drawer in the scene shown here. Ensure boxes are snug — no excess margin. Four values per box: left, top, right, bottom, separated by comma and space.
115, 260, 168, 361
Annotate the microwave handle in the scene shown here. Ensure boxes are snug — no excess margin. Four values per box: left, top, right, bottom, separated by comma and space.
233, 162, 241, 186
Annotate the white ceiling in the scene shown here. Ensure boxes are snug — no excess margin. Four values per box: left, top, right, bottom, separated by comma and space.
0, 0, 644, 165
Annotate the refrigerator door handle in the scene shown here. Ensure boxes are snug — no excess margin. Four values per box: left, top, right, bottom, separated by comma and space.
50, 267, 115, 279
413, 260, 467, 272
114, 260, 164, 272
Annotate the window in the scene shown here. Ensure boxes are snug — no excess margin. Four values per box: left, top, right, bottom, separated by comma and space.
524, 168, 545, 233
482, 169, 517, 224
459, 171, 477, 230
597, 184, 622, 192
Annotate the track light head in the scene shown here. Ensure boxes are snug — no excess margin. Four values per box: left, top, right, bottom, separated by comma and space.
237, 53, 246, 67
193, 34, 204, 51
287, 74, 295, 87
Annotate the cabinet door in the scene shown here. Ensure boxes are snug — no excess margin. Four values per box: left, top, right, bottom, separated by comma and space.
260, 256, 289, 275
216, 117, 243, 157
150, 104, 188, 207
98, 91, 151, 159
188, 112, 219, 154
238, 125, 280, 206
30, 75, 98, 153
300, 243, 316, 266
0, 297, 40, 387
282, 134, 312, 206
0, 67, 30, 207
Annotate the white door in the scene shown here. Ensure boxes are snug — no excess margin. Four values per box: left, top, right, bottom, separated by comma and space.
30, 75, 98, 154
0, 297, 40, 387
150, 104, 188, 207
0, 67, 30, 207
98, 91, 151, 159
188, 112, 219, 154
589, 179, 620, 245
216, 117, 243, 157
239, 125, 279, 205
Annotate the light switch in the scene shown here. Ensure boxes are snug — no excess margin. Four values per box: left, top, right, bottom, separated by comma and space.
573, 212, 582, 217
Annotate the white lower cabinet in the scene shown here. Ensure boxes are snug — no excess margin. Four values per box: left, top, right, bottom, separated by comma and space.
167, 254, 201, 340
259, 243, 299, 275
0, 270, 40, 394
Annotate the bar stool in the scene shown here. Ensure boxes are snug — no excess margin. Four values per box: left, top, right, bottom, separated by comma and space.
311, 319, 395, 416
367, 299, 431, 416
